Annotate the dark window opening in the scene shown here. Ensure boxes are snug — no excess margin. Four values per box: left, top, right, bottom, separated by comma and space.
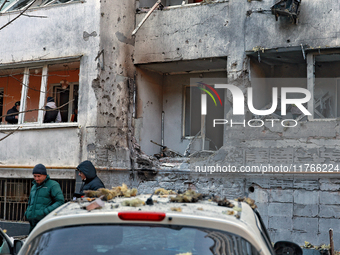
0, 178, 75, 221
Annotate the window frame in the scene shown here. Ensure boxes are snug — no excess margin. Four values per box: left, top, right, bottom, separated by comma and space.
0, 56, 81, 129
306, 52, 340, 121
0, 0, 80, 13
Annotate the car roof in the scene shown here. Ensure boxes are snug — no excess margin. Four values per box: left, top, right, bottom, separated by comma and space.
24, 194, 271, 255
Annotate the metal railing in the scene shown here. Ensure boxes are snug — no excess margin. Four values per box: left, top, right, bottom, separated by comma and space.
0, 178, 75, 221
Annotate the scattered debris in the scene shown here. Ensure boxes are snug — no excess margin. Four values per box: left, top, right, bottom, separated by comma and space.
213, 197, 235, 208
223, 210, 235, 215
155, 188, 177, 195
233, 206, 242, 212
252, 46, 265, 53
170, 207, 182, 212
197, 207, 204, 211
303, 241, 331, 251
84, 183, 138, 200
235, 197, 257, 209
170, 190, 203, 203
151, 140, 183, 158
271, 0, 301, 24
122, 198, 145, 207
86, 197, 105, 211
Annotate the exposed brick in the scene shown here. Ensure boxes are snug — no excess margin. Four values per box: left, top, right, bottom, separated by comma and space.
320, 178, 340, 191
293, 217, 318, 233
293, 190, 319, 204
294, 204, 319, 217
319, 191, 340, 205
249, 187, 268, 203
319, 205, 340, 218
294, 179, 319, 191
268, 203, 293, 217
268, 216, 293, 230
270, 189, 293, 203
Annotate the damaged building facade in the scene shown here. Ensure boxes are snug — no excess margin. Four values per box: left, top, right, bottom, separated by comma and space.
1, 0, 340, 247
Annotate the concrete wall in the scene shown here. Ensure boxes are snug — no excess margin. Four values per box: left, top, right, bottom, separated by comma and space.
135, 68, 163, 156
0, 128, 80, 166
0, 0, 100, 167
134, 2, 231, 64
86, 0, 137, 169
244, 0, 340, 51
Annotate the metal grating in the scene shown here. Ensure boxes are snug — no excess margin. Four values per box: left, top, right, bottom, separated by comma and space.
0, 178, 75, 221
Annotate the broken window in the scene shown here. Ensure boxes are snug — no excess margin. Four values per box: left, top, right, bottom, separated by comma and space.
0, 0, 79, 13
0, 60, 80, 125
183, 80, 225, 152
248, 56, 308, 121
312, 54, 340, 119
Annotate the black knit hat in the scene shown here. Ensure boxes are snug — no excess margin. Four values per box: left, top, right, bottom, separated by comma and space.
33, 164, 47, 175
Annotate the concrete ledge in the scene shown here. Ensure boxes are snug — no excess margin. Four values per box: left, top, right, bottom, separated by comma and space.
0, 168, 75, 179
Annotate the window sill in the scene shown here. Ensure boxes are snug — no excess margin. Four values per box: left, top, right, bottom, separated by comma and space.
0, 0, 84, 14
137, 0, 228, 12
0, 122, 79, 131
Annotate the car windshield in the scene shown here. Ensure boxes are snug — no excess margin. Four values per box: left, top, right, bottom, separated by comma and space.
21, 224, 260, 255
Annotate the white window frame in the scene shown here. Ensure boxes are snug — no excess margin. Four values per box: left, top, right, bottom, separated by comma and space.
50, 82, 78, 122
1, 0, 79, 13
18, 65, 47, 124
0, 57, 81, 129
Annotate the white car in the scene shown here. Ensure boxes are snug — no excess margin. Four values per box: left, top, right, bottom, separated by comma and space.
0, 228, 24, 255
15, 194, 301, 255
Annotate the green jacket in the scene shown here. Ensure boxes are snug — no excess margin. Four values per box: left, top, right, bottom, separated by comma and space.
25, 175, 64, 230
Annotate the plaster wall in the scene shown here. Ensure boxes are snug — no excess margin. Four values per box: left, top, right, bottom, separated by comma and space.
0, 0, 100, 167
135, 68, 163, 156
0, 128, 80, 166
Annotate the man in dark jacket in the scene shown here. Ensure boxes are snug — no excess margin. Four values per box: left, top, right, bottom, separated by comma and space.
5, 101, 20, 124
25, 164, 64, 232
77, 160, 105, 194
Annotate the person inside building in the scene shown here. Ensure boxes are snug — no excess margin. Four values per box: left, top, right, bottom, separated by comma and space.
77, 160, 105, 195
43, 97, 62, 123
5, 101, 20, 124
25, 164, 64, 232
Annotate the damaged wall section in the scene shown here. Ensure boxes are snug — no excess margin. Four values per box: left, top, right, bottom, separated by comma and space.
87, 0, 137, 168
97, 169, 340, 249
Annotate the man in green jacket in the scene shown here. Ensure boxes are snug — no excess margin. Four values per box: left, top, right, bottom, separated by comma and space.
25, 164, 65, 232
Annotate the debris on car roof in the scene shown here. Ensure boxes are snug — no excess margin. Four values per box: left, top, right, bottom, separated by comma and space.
76, 185, 258, 222
154, 188, 176, 195
121, 198, 145, 207
235, 197, 257, 209
169, 190, 203, 203
212, 197, 235, 208
170, 207, 182, 212
84, 183, 138, 200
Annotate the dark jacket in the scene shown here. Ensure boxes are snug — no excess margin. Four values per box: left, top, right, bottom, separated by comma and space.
25, 175, 64, 231
5, 106, 18, 124
77, 160, 105, 193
